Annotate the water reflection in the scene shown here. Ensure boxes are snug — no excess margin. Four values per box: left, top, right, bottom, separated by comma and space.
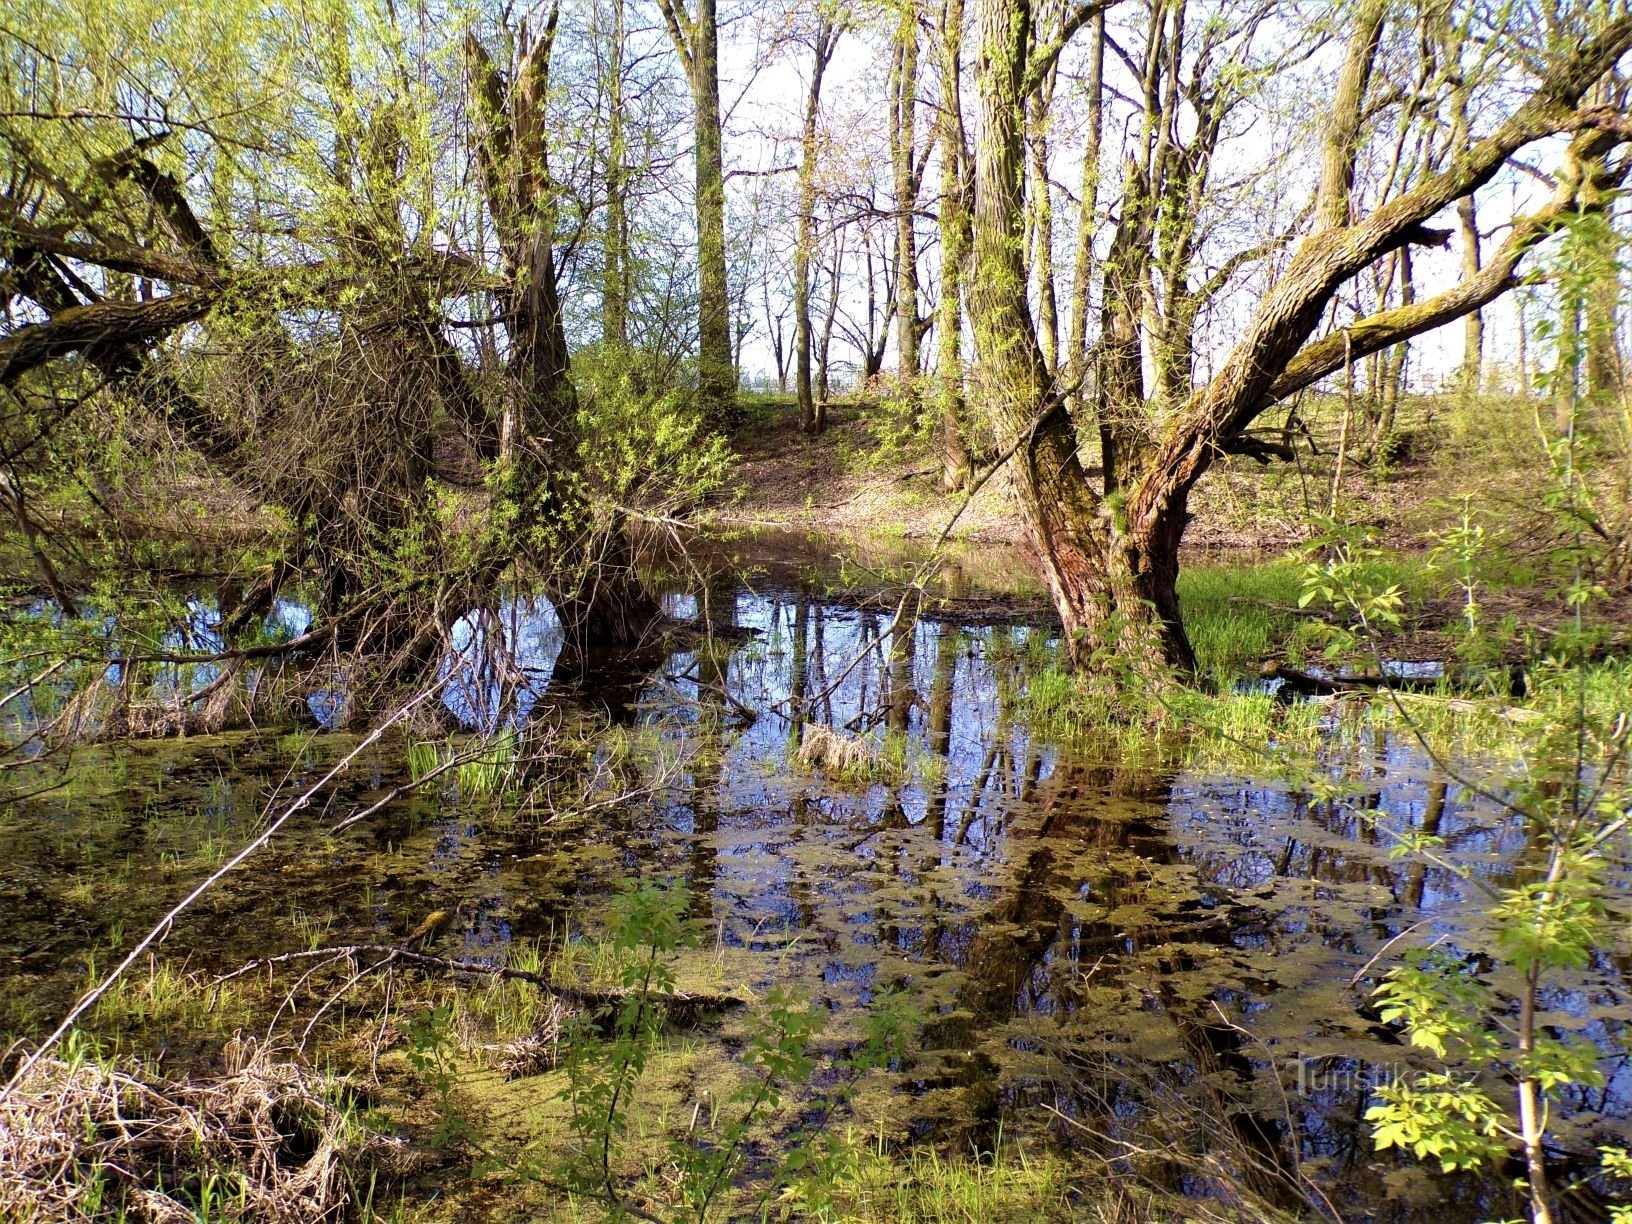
3, 558, 1629, 1223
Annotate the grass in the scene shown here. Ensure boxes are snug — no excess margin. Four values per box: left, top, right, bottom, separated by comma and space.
1178, 552, 1440, 679
1178, 558, 1304, 678
825, 1133, 1086, 1223
1, 1032, 377, 1222
797, 722, 912, 786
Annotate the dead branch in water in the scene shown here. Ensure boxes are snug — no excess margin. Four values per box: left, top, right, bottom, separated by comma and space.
1, 681, 449, 1099
215, 944, 745, 1023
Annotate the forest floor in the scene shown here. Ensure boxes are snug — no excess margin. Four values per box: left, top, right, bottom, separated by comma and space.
709, 390, 1632, 667
706, 396, 1028, 545
713, 390, 1483, 555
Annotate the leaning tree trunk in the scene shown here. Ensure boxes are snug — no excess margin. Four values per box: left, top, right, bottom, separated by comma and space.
467, 25, 660, 651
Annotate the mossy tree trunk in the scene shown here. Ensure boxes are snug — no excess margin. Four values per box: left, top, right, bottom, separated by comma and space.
968, 0, 1632, 678
656, 0, 734, 427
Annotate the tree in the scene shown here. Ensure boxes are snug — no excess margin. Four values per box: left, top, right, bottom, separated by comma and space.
0, 0, 666, 690
601, 0, 633, 349
465, 18, 661, 646
968, 0, 1632, 676
931, 0, 976, 487
654, 0, 736, 425
795, 12, 843, 433
888, 0, 923, 411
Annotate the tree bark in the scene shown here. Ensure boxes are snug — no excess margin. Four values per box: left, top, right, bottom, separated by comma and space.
1451, 113, 1483, 392
889, 1, 922, 407
656, 0, 734, 425
969, 0, 1192, 674
796, 20, 838, 435
602, 0, 630, 349
1027, 85, 1059, 378
933, 0, 974, 488
1064, 11, 1104, 421
0, 293, 215, 386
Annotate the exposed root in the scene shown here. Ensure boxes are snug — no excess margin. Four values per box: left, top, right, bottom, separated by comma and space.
0, 1034, 395, 1222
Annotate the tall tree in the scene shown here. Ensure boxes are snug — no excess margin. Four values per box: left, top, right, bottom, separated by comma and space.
655, 0, 735, 424
933, 0, 975, 488
888, 0, 922, 407
466, 19, 661, 645
1063, 9, 1104, 430
601, 0, 632, 349
796, 13, 841, 433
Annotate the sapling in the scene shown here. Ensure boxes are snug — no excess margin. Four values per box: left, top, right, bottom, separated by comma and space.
1301, 474, 1631, 1223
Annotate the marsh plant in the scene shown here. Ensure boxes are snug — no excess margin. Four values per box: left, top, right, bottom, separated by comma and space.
1299, 477, 1632, 1223
513, 878, 919, 1221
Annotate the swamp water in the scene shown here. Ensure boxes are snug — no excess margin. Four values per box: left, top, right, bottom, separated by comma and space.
3, 533, 1629, 1222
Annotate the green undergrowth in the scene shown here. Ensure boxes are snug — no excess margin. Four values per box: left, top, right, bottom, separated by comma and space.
1177, 552, 1436, 680
1022, 654, 1627, 776
816, 1133, 1207, 1224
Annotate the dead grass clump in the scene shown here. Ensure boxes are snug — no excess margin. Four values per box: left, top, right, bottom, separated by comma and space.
797, 722, 889, 783
0, 1034, 391, 1222
487, 997, 575, 1080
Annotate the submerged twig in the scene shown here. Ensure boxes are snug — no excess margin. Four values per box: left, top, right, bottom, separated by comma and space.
1, 679, 448, 1099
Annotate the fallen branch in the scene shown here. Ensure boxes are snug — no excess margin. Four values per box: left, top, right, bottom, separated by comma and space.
217, 945, 745, 1022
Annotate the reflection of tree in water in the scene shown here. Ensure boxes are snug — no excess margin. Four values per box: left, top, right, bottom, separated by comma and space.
594, 579, 1628, 1220
676, 567, 740, 922
916, 753, 1329, 1210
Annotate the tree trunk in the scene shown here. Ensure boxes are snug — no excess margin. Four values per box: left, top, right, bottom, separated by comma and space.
1376, 245, 1413, 452
1097, 156, 1151, 494
1586, 264, 1625, 406
796, 21, 837, 435
889, 2, 921, 406
968, 0, 1192, 677
816, 225, 842, 426
602, 0, 630, 349
1065, 11, 1104, 420
1448, 70, 1482, 394
933, 0, 974, 489
1027, 87, 1059, 378
657, 0, 734, 426
693, 0, 734, 424
467, 26, 659, 651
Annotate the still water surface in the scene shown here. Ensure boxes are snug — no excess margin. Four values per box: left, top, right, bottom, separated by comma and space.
3, 535, 1628, 1221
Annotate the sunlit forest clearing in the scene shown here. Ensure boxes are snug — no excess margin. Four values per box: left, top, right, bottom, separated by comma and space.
2, 0, 1631, 1220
